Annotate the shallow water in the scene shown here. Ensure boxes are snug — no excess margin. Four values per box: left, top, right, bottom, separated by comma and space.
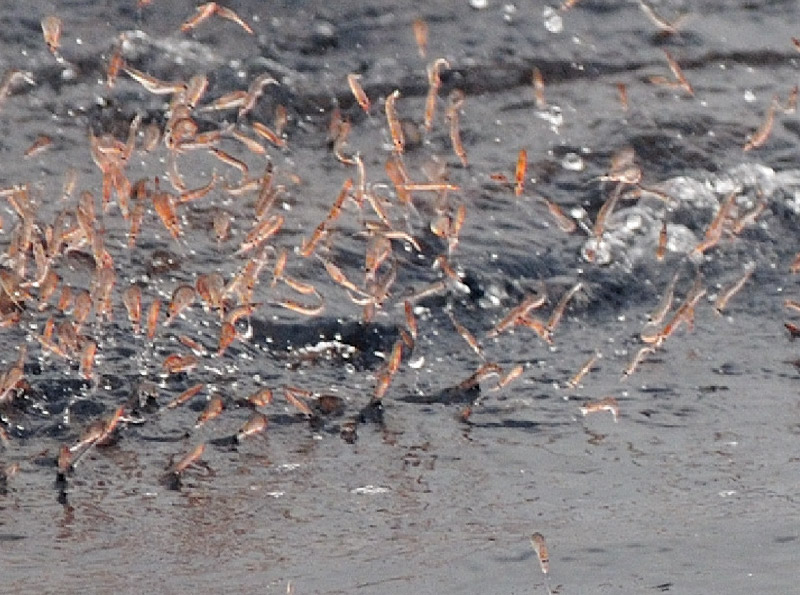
1, 1, 800, 593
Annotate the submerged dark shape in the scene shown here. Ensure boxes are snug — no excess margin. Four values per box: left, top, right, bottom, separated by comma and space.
251, 317, 401, 370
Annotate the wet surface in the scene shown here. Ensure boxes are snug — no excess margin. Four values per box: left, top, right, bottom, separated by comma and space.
1, 1, 800, 593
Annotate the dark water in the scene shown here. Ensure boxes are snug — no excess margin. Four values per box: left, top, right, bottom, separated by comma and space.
1, 1, 799, 593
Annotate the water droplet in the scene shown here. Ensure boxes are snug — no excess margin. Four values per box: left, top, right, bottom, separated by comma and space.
543, 6, 563, 33
561, 152, 584, 171
582, 237, 612, 265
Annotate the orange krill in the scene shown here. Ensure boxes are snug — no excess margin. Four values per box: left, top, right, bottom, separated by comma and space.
514, 149, 527, 197
170, 443, 206, 475
80, 340, 98, 380
166, 383, 205, 409
246, 388, 273, 407
217, 321, 236, 356
412, 18, 428, 57
41, 16, 62, 56
153, 191, 182, 239
236, 412, 268, 442
385, 90, 405, 154
166, 284, 196, 325
195, 394, 224, 427
347, 73, 371, 114
162, 353, 199, 374
146, 299, 161, 340
180, 3, 254, 35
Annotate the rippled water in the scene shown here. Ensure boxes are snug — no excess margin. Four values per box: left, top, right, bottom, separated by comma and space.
2, 1, 800, 593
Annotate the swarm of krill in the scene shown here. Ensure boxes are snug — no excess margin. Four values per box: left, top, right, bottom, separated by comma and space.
0, 6, 792, 508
